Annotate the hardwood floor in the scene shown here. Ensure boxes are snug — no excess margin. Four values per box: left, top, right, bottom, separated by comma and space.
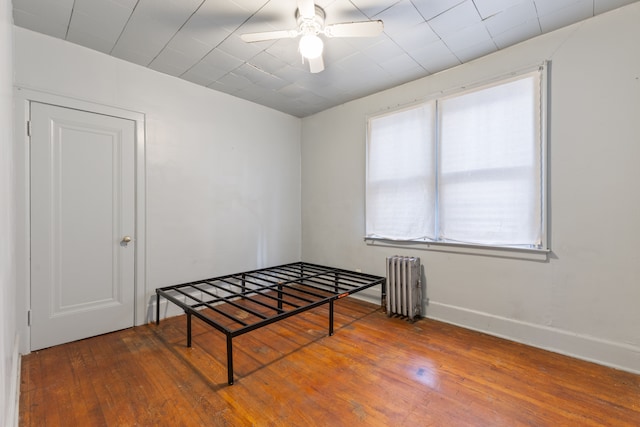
20, 298, 640, 426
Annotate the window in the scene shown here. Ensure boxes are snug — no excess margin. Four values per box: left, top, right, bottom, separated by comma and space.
366, 69, 546, 250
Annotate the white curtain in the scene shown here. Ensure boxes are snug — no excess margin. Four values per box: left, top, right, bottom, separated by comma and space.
437, 73, 542, 246
366, 71, 544, 248
366, 102, 436, 240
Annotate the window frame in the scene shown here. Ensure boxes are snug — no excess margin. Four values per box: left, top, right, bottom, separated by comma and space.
364, 63, 549, 253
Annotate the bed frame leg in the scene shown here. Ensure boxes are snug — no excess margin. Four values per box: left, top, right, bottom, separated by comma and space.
187, 312, 192, 348
227, 335, 234, 385
329, 300, 334, 336
156, 293, 160, 325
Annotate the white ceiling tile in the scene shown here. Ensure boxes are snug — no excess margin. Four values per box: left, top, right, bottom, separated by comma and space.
376, 0, 426, 35
200, 1, 270, 34
111, 0, 202, 65
296, 91, 333, 107
533, 0, 586, 16
13, 0, 75, 38
229, 0, 267, 14
491, 18, 541, 48
236, 82, 275, 102
342, 33, 391, 51
248, 51, 289, 74
234, 63, 279, 86
265, 38, 305, 65
538, 0, 593, 32
472, 0, 526, 19
377, 54, 428, 85
331, 67, 385, 93
218, 34, 265, 61
275, 65, 312, 83
111, 0, 138, 8
428, 0, 482, 37
385, 65, 430, 86
294, 71, 334, 91
181, 61, 230, 85
278, 83, 307, 99
390, 21, 440, 51
378, 52, 423, 72
308, 84, 351, 102
66, 29, 116, 54
595, 0, 639, 14
173, 2, 237, 46
13, 9, 70, 39
208, 80, 241, 96
110, 15, 166, 65
410, 39, 462, 72
484, 1, 538, 36
201, 48, 245, 71
350, 0, 405, 18
13, 0, 74, 22
324, 0, 370, 23
235, 0, 300, 45
411, 0, 466, 20
216, 71, 253, 91
452, 37, 498, 62
74, 0, 136, 18
323, 38, 361, 64
362, 37, 408, 62
149, 47, 196, 76
335, 51, 384, 75
135, 0, 203, 24
254, 72, 290, 91
441, 22, 492, 51
67, 1, 133, 53
165, 33, 214, 61
148, 59, 190, 77
112, 47, 155, 66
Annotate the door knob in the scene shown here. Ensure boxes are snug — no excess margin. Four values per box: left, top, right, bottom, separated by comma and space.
121, 236, 132, 244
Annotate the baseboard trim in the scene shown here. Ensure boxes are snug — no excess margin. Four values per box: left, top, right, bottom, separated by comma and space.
426, 301, 640, 375
7, 333, 20, 427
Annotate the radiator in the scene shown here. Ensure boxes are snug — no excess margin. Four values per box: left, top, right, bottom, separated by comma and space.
385, 256, 421, 322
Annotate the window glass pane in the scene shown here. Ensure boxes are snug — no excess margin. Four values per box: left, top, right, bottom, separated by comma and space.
366, 103, 436, 240
438, 73, 542, 247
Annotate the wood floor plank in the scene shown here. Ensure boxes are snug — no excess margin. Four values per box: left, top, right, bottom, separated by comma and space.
20, 298, 640, 426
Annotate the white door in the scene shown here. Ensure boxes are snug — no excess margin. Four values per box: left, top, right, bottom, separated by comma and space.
30, 102, 136, 350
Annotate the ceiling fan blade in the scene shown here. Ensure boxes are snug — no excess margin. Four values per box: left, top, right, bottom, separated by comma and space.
240, 29, 298, 43
297, 0, 316, 20
324, 20, 384, 38
308, 55, 324, 73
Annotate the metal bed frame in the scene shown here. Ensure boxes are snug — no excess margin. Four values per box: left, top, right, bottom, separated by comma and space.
155, 262, 386, 385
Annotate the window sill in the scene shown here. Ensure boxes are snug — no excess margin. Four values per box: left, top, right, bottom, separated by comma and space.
364, 237, 550, 261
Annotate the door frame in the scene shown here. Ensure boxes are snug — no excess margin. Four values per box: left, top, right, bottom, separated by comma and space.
14, 87, 146, 355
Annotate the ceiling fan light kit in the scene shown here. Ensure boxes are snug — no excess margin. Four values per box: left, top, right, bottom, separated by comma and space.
240, 0, 384, 73
299, 34, 323, 59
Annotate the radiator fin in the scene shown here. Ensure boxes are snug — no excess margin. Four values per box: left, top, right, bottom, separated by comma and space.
385, 256, 421, 322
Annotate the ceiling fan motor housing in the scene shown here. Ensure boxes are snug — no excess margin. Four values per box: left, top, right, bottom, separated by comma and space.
296, 5, 325, 36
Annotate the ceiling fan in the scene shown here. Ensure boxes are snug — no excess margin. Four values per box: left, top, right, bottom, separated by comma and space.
240, 0, 384, 73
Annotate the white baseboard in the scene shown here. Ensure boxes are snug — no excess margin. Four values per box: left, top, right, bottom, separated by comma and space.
426, 301, 640, 375
350, 287, 380, 306
6, 333, 20, 427
151, 297, 187, 323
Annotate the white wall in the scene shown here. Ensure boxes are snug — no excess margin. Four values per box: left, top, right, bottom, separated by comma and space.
301, 3, 640, 374
0, 0, 17, 424
13, 27, 302, 347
